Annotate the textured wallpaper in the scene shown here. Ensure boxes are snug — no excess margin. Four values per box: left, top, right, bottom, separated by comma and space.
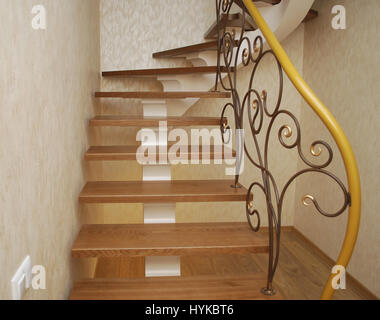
100, 0, 216, 70
0, 0, 100, 299
294, 0, 380, 297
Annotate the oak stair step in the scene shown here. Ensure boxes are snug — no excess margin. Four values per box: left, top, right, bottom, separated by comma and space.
70, 273, 283, 300
89, 115, 225, 127
72, 222, 268, 258
102, 66, 233, 77
85, 145, 236, 161
94, 91, 230, 99
79, 180, 249, 203
152, 40, 237, 58
204, 13, 256, 40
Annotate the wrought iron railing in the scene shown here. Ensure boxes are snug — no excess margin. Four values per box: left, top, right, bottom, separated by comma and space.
215, 0, 361, 299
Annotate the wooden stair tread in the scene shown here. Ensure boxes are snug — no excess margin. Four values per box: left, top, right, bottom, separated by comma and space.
70, 273, 283, 300
89, 115, 225, 127
79, 180, 249, 203
204, 13, 256, 40
72, 222, 268, 258
152, 40, 239, 58
102, 66, 232, 77
85, 145, 235, 161
94, 91, 230, 99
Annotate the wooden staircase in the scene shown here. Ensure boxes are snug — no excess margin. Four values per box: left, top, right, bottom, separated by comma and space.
102, 66, 233, 77
69, 0, 294, 300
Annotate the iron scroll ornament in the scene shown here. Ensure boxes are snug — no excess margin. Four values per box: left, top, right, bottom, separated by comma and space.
214, 0, 351, 295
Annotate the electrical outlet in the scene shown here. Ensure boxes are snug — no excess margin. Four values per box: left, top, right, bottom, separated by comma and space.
11, 256, 32, 300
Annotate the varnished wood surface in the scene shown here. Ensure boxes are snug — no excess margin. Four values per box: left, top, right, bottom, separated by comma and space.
204, 13, 256, 40
152, 40, 239, 59
92, 228, 377, 300
152, 41, 221, 58
288, 228, 378, 300
89, 115, 226, 127
72, 223, 269, 258
95, 257, 146, 279
102, 66, 233, 77
94, 91, 230, 99
85, 146, 142, 161
70, 273, 282, 300
79, 180, 249, 203
85, 145, 235, 161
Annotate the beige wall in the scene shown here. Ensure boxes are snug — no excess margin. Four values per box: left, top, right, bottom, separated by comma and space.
0, 0, 100, 299
100, 0, 216, 70
294, 0, 380, 297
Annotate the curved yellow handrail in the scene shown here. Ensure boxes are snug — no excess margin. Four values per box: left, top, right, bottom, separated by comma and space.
242, 0, 361, 300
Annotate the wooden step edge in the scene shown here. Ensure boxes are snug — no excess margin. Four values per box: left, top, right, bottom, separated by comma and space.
89, 116, 226, 127
152, 40, 239, 58
204, 13, 256, 40
70, 273, 284, 300
78, 180, 250, 204
102, 66, 234, 77
94, 91, 231, 99
85, 145, 236, 161
71, 222, 268, 258
153, 41, 220, 58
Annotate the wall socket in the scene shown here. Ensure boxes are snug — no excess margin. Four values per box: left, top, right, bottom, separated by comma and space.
11, 256, 32, 300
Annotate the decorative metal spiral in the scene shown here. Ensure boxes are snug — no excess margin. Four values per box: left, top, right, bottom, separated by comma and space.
214, 0, 351, 295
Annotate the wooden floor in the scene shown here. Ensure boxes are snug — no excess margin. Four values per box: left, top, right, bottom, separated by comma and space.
94, 228, 376, 300
71, 274, 282, 300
